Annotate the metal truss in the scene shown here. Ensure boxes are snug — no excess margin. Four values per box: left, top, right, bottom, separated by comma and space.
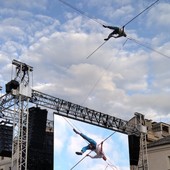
12, 59, 33, 87
10, 59, 33, 170
0, 93, 16, 112
11, 96, 29, 170
1, 88, 138, 135
0, 92, 53, 131
31, 89, 139, 135
0, 81, 139, 136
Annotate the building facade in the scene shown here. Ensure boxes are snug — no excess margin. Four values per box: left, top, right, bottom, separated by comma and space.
0, 157, 11, 170
147, 135, 170, 170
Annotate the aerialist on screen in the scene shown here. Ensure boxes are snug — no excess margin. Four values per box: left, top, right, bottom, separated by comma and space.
103, 25, 127, 41
73, 128, 107, 161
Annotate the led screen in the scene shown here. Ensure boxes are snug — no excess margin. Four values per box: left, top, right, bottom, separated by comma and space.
54, 114, 130, 170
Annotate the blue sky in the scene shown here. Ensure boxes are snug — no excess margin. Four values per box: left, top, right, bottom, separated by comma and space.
0, 0, 170, 169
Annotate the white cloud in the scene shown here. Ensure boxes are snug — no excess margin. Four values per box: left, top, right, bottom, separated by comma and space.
0, 0, 47, 10
147, 2, 170, 27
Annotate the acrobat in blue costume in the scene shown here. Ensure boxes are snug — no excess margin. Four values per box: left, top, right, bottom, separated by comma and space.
73, 129, 96, 155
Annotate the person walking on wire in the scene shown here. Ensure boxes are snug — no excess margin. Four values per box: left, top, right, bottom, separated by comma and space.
103, 25, 127, 41
73, 129, 107, 161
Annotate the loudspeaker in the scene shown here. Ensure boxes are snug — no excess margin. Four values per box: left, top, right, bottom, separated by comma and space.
5, 80, 19, 93
128, 135, 140, 165
0, 125, 13, 157
27, 107, 53, 170
28, 107, 47, 149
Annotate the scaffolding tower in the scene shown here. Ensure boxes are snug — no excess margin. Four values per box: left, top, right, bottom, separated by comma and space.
10, 60, 33, 170
130, 112, 148, 170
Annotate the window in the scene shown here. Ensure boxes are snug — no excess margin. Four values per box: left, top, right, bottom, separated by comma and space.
162, 125, 169, 133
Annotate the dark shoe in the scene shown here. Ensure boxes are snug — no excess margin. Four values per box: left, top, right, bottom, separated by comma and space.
73, 128, 79, 134
104, 38, 109, 41
75, 152, 82, 155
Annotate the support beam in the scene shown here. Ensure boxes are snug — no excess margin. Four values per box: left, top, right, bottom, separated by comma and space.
1, 88, 140, 136
31, 89, 139, 135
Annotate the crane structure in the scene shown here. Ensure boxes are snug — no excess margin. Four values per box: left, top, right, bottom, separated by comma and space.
0, 59, 147, 169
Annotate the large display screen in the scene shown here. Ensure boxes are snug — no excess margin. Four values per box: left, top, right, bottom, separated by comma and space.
54, 114, 130, 170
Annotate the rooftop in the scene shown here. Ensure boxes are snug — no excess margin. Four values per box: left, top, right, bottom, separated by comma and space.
148, 135, 170, 148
